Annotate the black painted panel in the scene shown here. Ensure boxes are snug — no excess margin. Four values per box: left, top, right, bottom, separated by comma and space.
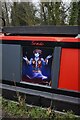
3, 26, 80, 37
2, 44, 21, 82
52, 47, 61, 88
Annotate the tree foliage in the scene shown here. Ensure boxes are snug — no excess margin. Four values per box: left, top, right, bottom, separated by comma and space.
69, 1, 79, 25
77, 1, 80, 25
11, 2, 39, 26
39, 1, 67, 25
1, 1, 80, 26
1, 2, 11, 26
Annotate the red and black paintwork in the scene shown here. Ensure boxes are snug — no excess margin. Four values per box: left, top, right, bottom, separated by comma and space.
0, 26, 80, 92
0, 35, 80, 92
0, 26, 80, 115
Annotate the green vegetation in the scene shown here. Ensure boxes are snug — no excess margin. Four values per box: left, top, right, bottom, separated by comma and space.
0, 97, 80, 120
1, 1, 80, 26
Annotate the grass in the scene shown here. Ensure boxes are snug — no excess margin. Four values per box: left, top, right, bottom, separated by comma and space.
0, 96, 80, 120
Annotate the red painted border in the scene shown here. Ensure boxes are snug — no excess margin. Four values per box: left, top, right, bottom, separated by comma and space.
58, 48, 79, 92
0, 35, 80, 42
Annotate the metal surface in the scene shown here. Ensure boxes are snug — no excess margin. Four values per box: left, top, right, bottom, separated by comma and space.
2, 44, 21, 82
2, 80, 80, 97
2, 26, 80, 37
52, 47, 61, 88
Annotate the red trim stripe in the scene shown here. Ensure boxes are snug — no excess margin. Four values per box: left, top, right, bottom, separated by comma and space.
0, 35, 79, 42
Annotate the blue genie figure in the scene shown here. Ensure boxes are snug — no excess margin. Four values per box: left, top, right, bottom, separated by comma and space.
23, 49, 52, 80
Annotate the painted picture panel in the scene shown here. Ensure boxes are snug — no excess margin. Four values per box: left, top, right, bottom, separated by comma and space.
22, 46, 53, 86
